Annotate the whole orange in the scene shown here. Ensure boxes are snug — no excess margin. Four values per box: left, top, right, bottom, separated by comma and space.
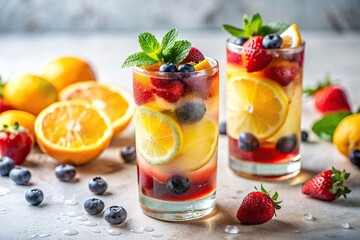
41, 56, 96, 92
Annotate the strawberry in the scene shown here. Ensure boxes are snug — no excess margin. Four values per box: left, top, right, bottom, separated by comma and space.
182, 47, 205, 64
227, 49, 242, 65
0, 98, 15, 113
133, 81, 155, 105
236, 185, 281, 225
263, 60, 300, 86
0, 122, 34, 165
154, 80, 184, 103
242, 36, 272, 72
304, 77, 351, 114
302, 167, 351, 201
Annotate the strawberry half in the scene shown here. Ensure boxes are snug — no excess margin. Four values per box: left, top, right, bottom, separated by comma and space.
304, 77, 351, 114
154, 80, 184, 103
242, 36, 272, 72
0, 122, 34, 165
237, 185, 281, 225
133, 81, 155, 105
182, 47, 205, 64
263, 60, 300, 86
302, 167, 351, 201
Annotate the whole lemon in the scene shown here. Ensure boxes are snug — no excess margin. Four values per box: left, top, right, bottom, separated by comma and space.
41, 56, 96, 92
3, 74, 58, 116
0, 110, 36, 137
333, 114, 360, 157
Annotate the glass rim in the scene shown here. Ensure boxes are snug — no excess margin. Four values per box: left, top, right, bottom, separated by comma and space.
132, 56, 219, 76
226, 37, 305, 53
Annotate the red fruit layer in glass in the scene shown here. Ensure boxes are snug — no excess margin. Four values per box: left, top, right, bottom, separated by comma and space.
229, 136, 299, 164
137, 166, 216, 202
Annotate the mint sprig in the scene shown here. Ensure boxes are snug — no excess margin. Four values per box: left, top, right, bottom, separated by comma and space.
223, 13, 290, 38
122, 28, 191, 68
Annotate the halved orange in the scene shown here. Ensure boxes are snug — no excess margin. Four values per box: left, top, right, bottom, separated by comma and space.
35, 101, 113, 165
59, 81, 134, 136
227, 73, 289, 140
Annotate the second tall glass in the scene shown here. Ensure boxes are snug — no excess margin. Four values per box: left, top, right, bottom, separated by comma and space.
134, 58, 219, 221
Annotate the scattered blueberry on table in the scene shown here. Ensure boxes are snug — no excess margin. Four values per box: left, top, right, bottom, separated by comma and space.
9, 167, 31, 185
0, 156, 15, 176
25, 188, 44, 206
55, 164, 76, 182
120, 146, 136, 163
104, 206, 127, 225
84, 198, 105, 215
89, 177, 108, 195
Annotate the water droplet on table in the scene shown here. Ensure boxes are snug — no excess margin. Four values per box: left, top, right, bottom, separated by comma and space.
0, 187, 11, 196
130, 229, 144, 234
29, 234, 38, 239
76, 215, 88, 221
65, 199, 78, 206
67, 211, 83, 217
38, 233, 50, 238
341, 223, 351, 229
224, 225, 240, 234
141, 227, 154, 232
152, 233, 163, 238
91, 229, 101, 233
106, 228, 121, 236
62, 229, 79, 236
303, 213, 315, 221
79, 221, 97, 227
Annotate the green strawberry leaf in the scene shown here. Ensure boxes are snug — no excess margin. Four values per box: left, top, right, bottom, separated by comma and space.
163, 40, 191, 64
122, 52, 159, 68
304, 75, 333, 96
161, 28, 178, 55
311, 111, 352, 142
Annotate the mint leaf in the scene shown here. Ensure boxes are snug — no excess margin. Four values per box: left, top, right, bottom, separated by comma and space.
161, 28, 178, 55
250, 13, 262, 33
223, 24, 246, 37
138, 32, 161, 54
164, 40, 191, 64
311, 112, 352, 142
122, 52, 158, 68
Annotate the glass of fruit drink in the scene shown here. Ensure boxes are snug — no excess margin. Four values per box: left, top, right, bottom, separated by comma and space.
123, 29, 219, 221
224, 14, 305, 180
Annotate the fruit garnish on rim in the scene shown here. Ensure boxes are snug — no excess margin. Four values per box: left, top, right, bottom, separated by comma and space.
122, 28, 210, 71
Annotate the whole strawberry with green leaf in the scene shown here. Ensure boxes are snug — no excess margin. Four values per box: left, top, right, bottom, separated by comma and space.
0, 122, 34, 164
302, 167, 351, 201
304, 75, 351, 115
236, 184, 282, 225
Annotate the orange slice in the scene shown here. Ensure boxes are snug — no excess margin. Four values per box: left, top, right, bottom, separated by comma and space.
35, 101, 113, 165
59, 81, 134, 135
227, 73, 289, 140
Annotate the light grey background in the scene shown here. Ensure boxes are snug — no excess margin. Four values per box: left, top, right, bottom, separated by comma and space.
0, 0, 360, 32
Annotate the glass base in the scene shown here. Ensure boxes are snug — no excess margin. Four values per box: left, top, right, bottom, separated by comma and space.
139, 191, 216, 221
229, 155, 301, 181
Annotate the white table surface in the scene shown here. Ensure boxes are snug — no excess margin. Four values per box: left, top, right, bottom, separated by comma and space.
0, 30, 360, 240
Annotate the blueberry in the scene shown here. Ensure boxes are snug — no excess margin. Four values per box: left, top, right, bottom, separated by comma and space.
175, 101, 206, 124
84, 198, 105, 215
166, 175, 190, 194
262, 34, 282, 49
219, 121, 227, 135
9, 167, 31, 185
120, 146, 136, 163
104, 206, 127, 225
238, 132, 259, 152
234, 37, 248, 46
159, 63, 177, 72
55, 164, 76, 182
276, 135, 297, 154
301, 130, 309, 142
349, 149, 360, 167
0, 156, 15, 176
25, 188, 44, 206
178, 64, 195, 72
89, 177, 108, 195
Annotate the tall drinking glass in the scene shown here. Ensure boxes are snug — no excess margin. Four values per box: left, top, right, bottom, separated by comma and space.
133, 58, 219, 221
226, 38, 305, 180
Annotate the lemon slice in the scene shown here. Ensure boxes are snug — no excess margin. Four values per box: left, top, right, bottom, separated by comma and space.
280, 24, 302, 48
227, 73, 289, 140
161, 116, 218, 172
135, 107, 183, 165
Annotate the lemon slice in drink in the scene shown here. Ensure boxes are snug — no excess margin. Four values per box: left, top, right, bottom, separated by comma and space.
227, 73, 289, 140
161, 116, 218, 172
280, 24, 302, 48
135, 107, 183, 165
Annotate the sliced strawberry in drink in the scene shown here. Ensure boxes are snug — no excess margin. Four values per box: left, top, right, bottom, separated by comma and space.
263, 60, 300, 86
182, 47, 205, 63
227, 49, 242, 65
242, 36, 272, 72
133, 81, 155, 105
154, 80, 184, 103
182, 73, 217, 99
